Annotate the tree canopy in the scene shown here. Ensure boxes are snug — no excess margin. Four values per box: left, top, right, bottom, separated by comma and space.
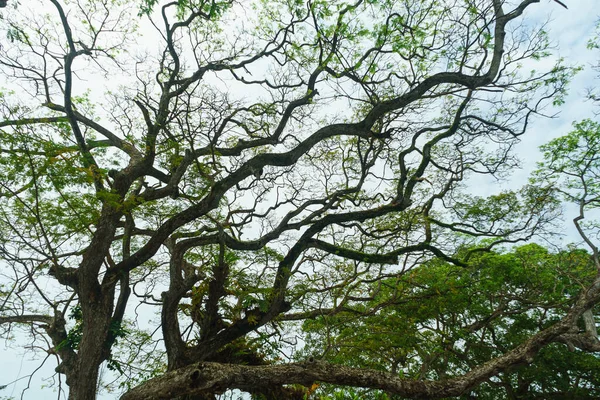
0, 0, 599, 399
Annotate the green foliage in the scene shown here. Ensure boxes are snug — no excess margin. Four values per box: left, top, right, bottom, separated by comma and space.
138, 0, 232, 19
587, 21, 600, 50
301, 244, 598, 399
535, 119, 600, 202
57, 305, 83, 351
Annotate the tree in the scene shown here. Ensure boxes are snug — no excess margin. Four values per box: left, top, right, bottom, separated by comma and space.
0, 0, 595, 399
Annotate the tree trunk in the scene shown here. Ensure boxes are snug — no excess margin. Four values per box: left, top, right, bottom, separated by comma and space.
67, 287, 115, 399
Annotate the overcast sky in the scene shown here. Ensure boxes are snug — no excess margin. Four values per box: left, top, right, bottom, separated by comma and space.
1, 0, 599, 398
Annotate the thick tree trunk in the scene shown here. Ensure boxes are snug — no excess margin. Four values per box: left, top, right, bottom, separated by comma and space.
66, 287, 115, 400
68, 365, 101, 400
66, 321, 110, 399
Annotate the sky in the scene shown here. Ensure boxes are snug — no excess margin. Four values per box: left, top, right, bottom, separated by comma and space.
1, 0, 599, 399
